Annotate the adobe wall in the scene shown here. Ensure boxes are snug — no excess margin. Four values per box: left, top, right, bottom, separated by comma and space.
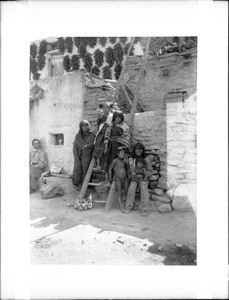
123, 49, 197, 111
30, 72, 85, 173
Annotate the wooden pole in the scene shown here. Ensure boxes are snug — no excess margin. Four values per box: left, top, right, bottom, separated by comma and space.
104, 181, 116, 212
113, 37, 135, 102
121, 83, 145, 112
128, 37, 151, 129
121, 83, 132, 107
78, 157, 95, 200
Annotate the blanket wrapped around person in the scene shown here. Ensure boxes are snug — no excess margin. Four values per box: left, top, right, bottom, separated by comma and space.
72, 120, 96, 189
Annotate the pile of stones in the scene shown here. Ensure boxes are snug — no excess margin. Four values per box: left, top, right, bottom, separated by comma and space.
146, 151, 173, 213
146, 152, 161, 190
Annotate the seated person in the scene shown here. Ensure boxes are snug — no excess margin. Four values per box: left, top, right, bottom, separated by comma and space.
124, 143, 151, 217
30, 139, 48, 193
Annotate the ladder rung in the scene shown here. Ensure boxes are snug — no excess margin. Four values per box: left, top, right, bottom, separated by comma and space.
88, 182, 112, 187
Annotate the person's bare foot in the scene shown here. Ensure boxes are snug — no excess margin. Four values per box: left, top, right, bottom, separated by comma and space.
122, 208, 131, 214
141, 208, 150, 217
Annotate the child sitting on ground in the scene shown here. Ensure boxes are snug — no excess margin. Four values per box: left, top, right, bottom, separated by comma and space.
108, 146, 129, 213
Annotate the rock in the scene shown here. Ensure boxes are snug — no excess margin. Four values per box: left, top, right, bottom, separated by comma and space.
166, 160, 178, 167
158, 203, 172, 213
170, 184, 196, 213
154, 200, 162, 207
157, 177, 178, 190
185, 172, 196, 180
175, 243, 183, 248
182, 154, 196, 163
166, 188, 175, 200
151, 193, 171, 203
153, 188, 164, 196
117, 237, 124, 244
149, 175, 158, 181
151, 144, 160, 150
158, 246, 163, 252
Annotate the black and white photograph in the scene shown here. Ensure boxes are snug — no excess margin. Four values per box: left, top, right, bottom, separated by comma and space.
29, 36, 197, 265
1, 1, 228, 299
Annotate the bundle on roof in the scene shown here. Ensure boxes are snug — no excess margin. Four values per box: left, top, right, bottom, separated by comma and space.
83, 71, 116, 95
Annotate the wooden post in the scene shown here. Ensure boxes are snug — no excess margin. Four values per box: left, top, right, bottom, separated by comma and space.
104, 181, 116, 212
113, 37, 135, 102
121, 84, 145, 112
78, 157, 95, 199
121, 83, 132, 107
128, 37, 151, 129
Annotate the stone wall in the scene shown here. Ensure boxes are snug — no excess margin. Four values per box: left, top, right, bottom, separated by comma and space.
123, 49, 197, 111
125, 96, 197, 189
30, 72, 85, 173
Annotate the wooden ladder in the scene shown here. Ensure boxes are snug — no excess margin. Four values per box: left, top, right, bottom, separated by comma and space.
77, 37, 152, 209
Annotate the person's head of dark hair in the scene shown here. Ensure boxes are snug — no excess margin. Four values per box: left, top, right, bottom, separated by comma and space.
112, 110, 124, 123
136, 157, 145, 167
132, 142, 146, 158
79, 119, 90, 135
117, 146, 127, 154
32, 139, 40, 146
99, 101, 110, 109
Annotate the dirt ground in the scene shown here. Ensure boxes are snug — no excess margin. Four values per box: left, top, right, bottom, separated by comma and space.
30, 179, 196, 265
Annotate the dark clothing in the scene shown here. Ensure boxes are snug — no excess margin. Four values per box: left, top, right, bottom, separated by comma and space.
92, 114, 110, 159
104, 123, 130, 173
72, 129, 95, 186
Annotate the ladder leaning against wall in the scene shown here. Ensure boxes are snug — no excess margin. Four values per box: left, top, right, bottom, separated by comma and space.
77, 37, 152, 211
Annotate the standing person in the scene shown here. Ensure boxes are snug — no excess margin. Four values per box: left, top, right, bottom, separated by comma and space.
72, 120, 96, 190
103, 111, 130, 175
30, 139, 48, 193
108, 146, 129, 213
93, 102, 113, 171
124, 142, 152, 216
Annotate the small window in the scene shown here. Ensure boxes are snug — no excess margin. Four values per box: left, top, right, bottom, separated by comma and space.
50, 134, 64, 145
163, 91, 187, 110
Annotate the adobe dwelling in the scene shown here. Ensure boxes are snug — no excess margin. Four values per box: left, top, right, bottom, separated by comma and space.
30, 37, 197, 204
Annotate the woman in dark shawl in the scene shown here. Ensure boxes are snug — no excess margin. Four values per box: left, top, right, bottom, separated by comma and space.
72, 120, 96, 188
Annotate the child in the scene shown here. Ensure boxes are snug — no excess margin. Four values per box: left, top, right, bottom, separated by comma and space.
124, 157, 150, 216
93, 102, 113, 171
132, 158, 148, 183
108, 146, 129, 213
